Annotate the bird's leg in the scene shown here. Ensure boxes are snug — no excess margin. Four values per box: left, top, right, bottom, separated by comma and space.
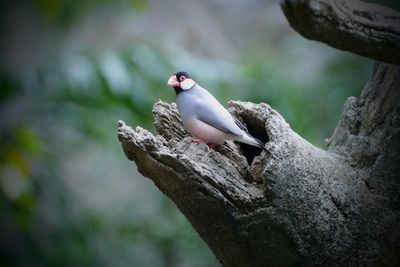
191, 138, 217, 150
192, 138, 206, 143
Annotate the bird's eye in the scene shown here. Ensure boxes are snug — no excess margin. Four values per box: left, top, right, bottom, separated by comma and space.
179, 76, 186, 82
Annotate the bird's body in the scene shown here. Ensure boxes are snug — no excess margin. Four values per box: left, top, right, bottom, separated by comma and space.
176, 84, 236, 144
167, 71, 264, 149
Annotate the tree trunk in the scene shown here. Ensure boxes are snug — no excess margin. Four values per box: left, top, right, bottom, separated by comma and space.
118, 1, 400, 266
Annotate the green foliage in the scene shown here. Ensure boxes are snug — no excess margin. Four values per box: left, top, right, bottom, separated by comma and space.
239, 43, 371, 147
29, 0, 148, 26
0, 44, 219, 266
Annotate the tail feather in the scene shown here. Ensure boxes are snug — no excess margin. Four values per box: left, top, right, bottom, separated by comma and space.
237, 133, 265, 148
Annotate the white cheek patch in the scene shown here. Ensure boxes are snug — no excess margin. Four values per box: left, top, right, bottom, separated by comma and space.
180, 79, 195, 90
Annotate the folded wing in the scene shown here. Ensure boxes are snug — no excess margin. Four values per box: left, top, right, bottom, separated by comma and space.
194, 89, 245, 137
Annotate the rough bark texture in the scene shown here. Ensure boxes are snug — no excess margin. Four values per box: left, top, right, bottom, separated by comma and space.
118, 1, 400, 266
117, 63, 399, 267
281, 0, 400, 64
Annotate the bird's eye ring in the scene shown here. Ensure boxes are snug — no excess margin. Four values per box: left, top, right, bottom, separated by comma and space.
179, 76, 186, 82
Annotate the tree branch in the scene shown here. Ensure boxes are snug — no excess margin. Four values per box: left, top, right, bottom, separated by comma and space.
281, 0, 400, 64
118, 102, 303, 266
118, 62, 400, 265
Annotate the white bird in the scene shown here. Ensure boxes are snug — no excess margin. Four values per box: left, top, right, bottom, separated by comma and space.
167, 71, 264, 149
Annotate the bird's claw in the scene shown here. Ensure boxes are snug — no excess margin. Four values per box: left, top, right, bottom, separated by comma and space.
191, 138, 217, 150
192, 138, 205, 143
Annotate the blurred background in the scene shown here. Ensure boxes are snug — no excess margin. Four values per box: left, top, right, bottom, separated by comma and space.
2, 0, 396, 266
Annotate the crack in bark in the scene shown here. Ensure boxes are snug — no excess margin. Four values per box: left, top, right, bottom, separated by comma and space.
331, 196, 349, 219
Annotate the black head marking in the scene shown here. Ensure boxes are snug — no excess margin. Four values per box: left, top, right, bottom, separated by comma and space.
174, 87, 184, 95
173, 71, 191, 95
174, 71, 191, 80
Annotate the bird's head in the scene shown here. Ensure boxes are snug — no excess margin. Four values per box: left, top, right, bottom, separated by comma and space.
167, 71, 196, 92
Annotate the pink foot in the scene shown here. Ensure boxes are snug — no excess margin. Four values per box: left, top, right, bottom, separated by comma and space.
191, 138, 217, 150
192, 138, 206, 143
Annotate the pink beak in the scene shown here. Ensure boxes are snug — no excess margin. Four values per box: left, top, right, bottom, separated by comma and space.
167, 75, 180, 88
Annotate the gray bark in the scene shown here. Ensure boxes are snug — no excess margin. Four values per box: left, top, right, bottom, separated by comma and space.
117, 63, 400, 267
281, 0, 400, 64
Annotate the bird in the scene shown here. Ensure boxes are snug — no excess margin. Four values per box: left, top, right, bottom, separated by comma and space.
167, 71, 264, 149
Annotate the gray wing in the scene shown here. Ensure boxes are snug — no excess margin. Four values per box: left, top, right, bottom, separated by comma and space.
232, 116, 248, 133
194, 92, 245, 137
